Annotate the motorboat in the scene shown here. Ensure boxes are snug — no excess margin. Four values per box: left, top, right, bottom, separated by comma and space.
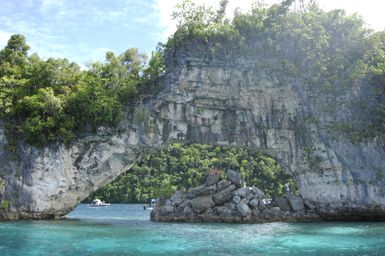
143, 198, 158, 210
87, 199, 111, 207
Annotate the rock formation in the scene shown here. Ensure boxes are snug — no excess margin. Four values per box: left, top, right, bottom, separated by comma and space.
0, 37, 384, 220
151, 170, 319, 223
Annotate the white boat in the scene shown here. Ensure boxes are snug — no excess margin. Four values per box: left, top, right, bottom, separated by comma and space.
143, 198, 158, 210
87, 199, 111, 207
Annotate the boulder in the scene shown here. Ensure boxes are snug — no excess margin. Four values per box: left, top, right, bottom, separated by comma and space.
205, 174, 220, 186
258, 199, 267, 211
271, 207, 281, 213
232, 196, 241, 204
286, 194, 305, 212
233, 187, 248, 198
223, 201, 237, 211
183, 205, 193, 216
248, 198, 259, 209
227, 170, 244, 188
190, 196, 215, 213
187, 184, 217, 198
251, 208, 260, 217
165, 199, 173, 206
236, 200, 251, 217
213, 184, 236, 205
159, 205, 174, 215
170, 191, 186, 206
250, 186, 265, 198
213, 206, 226, 215
220, 208, 235, 217
217, 180, 232, 191
276, 197, 291, 212
246, 191, 255, 201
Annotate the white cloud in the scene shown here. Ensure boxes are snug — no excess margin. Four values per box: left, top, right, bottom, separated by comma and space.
0, 31, 12, 48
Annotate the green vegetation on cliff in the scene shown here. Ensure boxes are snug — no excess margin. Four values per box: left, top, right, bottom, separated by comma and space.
0, 35, 164, 149
88, 143, 298, 203
0, 1, 384, 148
167, 0, 385, 140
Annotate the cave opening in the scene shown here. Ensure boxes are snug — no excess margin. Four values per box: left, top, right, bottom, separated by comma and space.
84, 143, 299, 205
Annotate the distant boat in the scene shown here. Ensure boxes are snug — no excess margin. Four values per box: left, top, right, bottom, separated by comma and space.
143, 199, 158, 210
87, 199, 111, 207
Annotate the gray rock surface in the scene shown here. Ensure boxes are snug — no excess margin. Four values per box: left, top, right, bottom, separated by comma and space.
0, 34, 384, 220
286, 195, 305, 212
205, 174, 220, 186
217, 180, 232, 191
227, 170, 244, 188
190, 196, 215, 213
213, 185, 235, 205
237, 200, 251, 217
187, 185, 217, 199
151, 172, 320, 223
233, 188, 248, 197
276, 197, 292, 212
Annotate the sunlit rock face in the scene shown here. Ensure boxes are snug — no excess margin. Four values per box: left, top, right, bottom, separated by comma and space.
0, 47, 384, 220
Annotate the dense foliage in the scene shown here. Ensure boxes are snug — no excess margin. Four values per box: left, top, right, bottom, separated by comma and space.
88, 143, 298, 203
0, 35, 164, 149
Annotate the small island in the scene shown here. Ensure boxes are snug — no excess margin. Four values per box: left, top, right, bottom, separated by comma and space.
151, 170, 319, 223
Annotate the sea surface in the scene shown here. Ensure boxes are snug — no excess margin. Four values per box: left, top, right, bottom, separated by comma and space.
1, 204, 385, 255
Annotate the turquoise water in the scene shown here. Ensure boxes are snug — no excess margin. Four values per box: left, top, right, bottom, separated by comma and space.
1, 204, 385, 255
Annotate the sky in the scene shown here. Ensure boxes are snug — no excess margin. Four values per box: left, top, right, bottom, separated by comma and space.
0, 0, 384, 66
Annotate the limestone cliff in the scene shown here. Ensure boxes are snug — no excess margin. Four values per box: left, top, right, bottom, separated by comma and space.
0, 42, 384, 220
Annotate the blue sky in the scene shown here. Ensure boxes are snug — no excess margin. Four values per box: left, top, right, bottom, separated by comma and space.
0, 0, 383, 67
0, 0, 166, 66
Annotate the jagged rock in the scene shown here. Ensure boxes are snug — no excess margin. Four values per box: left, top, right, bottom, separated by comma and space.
223, 201, 237, 211
258, 200, 267, 211
170, 191, 186, 206
248, 198, 259, 209
217, 180, 232, 191
160, 205, 174, 215
276, 196, 291, 211
232, 196, 241, 204
304, 199, 316, 210
205, 174, 220, 186
227, 170, 244, 188
213, 206, 226, 215
233, 187, 248, 198
271, 207, 281, 212
183, 205, 193, 216
165, 199, 173, 206
213, 184, 236, 205
187, 184, 217, 198
286, 194, 305, 212
237, 199, 251, 217
190, 196, 215, 213
221, 208, 235, 217
204, 208, 214, 215
250, 186, 265, 199
251, 208, 260, 217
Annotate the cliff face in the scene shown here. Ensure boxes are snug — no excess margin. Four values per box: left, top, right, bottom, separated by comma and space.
0, 48, 384, 220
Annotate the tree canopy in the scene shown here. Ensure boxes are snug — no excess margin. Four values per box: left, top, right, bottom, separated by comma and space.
0, 34, 165, 149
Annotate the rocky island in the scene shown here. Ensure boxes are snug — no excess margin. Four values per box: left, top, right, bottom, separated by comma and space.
0, 0, 384, 221
151, 170, 319, 223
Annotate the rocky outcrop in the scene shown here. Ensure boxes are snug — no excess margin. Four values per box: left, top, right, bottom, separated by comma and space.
0, 35, 384, 220
151, 171, 319, 223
